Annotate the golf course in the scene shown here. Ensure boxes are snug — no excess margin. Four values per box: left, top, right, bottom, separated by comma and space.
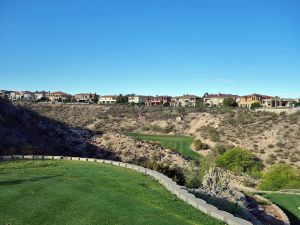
0, 160, 223, 225
127, 133, 202, 161
261, 193, 300, 225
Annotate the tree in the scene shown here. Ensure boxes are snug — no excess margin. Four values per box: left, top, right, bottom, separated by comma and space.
250, 102, 261, 109
223, 97, 237, 107
116, 94, 128, 104
258, 164, 300, 191
216, 147, 263, 176
195, 98, 204, 108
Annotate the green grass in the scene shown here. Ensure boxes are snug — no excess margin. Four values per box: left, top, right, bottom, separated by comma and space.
0, 160, 224, 225
261, 193, 300, 225
127, 133, 202, 161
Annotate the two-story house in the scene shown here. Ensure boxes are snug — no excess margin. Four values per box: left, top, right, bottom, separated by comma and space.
171, 95, 201, 107
145, 96, 172, 106
46, 91, 72, 102
238, 94, 272, 108
128, 95, 153, 104
34, 91, 47, 101
261, 97, 297, 108
21, 91, 35, 101
74, 93, 98, 103
203, 93, 240, 107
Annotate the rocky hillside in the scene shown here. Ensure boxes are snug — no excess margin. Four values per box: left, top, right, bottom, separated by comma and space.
187, 110, 300, 167
0, 101, 189, 181
91, 132, 188, 168
0, 99, 100, 157
16, 103, 300, 167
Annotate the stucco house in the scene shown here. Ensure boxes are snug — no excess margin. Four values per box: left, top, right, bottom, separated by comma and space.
98, 95, 117, 104
145, 96, 171, 106
203, 93, 240, 107
74, 93, 98, 103
238, 94, 272, 108
8, 91, 22, 101
21, 91, 35, 101
261, 97, 298, 108
46, 91, 72, 102
34, 91, 47, 101
128, 95, 153, 104
171, 94, 201, 107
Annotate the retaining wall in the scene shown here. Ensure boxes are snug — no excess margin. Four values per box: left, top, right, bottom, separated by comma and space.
0, 155, 252, 225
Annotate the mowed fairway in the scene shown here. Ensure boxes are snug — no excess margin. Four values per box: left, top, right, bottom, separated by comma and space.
0, 160, 223, 225
127, 133, 202, 161
262, 194, 300, 225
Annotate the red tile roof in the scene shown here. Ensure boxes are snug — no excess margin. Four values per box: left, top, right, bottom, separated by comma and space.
204, 93, 240, 99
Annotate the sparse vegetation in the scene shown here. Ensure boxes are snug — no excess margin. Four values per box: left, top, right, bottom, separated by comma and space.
199, 125, 220, 142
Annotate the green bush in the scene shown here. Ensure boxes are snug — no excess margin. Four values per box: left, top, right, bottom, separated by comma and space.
193, 139, 209, 150
216, 147, 263, 177
184, 163, 202, 188
258, 164, 300, 191
250, 102, 261, 109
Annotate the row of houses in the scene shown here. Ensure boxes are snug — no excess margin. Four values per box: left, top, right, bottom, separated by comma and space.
203, 93, 299, 108
1, 90, 299, 108
0, 91, 98, 103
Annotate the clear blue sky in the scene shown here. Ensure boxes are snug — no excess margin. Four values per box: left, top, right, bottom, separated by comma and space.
0, 0, 299, 97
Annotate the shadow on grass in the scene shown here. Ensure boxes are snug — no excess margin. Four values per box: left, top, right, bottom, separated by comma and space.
274, 203, 300, 225
0, 175, 61, 186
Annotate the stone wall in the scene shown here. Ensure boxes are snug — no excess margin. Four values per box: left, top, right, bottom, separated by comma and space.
0, 155, 253, 225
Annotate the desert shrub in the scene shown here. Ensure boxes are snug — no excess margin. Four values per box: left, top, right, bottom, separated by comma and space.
200, 125, 220, 142
289, 113, 299, 124
279, 111, 286, 117
163, 123, 175, 133
176, 107, 187, 116
216, 147, 263, 177
193, 139, 209, 150
150, 124, 162, 132
243, 178, 257, 188
146, 160, 185, 185
142, 126, 150, 131
266, 154, 277, 165
290, 156, 300, 163
184, 162, 202, 188
276, 142, 285, 148
258, 164, 300, 191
